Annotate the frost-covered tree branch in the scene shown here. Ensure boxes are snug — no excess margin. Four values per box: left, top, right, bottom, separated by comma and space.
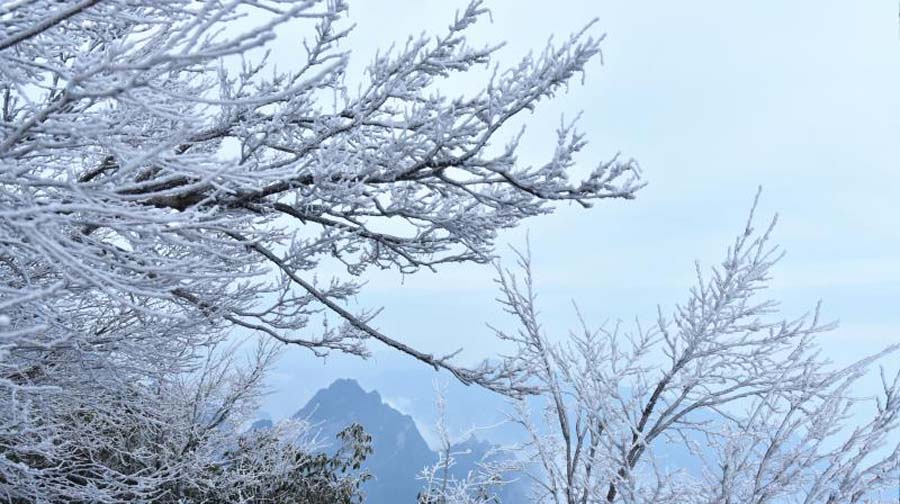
0, 0, 640, 499
492, 195, 900, 503
0, 0, 639, 396
418, 382, 520, 504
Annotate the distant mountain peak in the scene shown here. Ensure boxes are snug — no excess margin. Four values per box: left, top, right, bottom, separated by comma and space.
299, 378, 384, 414
292, 379, 435, 503
279, 380, 527, 504
294, 379, 422, 440
327, 377, 366, 394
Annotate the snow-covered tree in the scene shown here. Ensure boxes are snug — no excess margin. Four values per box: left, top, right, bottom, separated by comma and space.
196, 421, 373, 503
0, 0, 639, 500
0, 0, 639, 394
417, 384, 518, 504
1, 333, 279, 502
492, 194, 900, 503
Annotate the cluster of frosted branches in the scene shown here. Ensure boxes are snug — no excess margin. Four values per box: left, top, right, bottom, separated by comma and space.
1, 0, 639, 395
0, 0, 638, 500
417, 384, 520, 504
202, 420, 373, 503
0, 335, 285, 502
490, 196, 900, 503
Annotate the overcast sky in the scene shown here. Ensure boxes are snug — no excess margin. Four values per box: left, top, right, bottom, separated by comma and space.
257, 1, 900, 437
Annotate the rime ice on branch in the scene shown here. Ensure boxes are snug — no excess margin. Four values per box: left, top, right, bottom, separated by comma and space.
1, 0, 638, 392
0, 1, 638, 501
492, 196, 900, 503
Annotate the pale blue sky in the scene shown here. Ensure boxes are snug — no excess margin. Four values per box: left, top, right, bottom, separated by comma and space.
258, 1, 900, 440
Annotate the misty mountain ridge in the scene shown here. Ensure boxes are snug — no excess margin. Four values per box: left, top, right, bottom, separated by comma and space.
256, 378, 524, 503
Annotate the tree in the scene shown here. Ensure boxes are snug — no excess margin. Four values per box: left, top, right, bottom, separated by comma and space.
492, 194, 900, 503
0, 0, 639, 500
417, 384, 517, 504
194, 421, 373, 504
0, 0, 639, 393
1, 334, 277, 502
